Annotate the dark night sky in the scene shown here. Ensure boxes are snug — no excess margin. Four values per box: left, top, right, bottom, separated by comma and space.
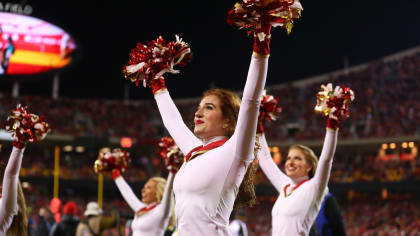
1, 0, 420, 100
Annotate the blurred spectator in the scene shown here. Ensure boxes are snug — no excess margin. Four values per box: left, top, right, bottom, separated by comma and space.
49, 201, 79, 236
34, 207, 55, 236
49, 198, 62, 223
75, 202, 119, 236
315, 193, 346, 236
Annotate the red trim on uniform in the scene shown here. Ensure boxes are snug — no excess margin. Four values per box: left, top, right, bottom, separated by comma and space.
283, 179, 308, 197
185, 138, 228, 162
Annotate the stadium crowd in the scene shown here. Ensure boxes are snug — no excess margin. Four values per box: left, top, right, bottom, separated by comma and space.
0, 52, 419, 142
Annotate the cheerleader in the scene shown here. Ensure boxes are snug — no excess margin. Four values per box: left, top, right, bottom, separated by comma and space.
148, 21, 271, 236
257, 85, 353, 235
112, 162, 175, 235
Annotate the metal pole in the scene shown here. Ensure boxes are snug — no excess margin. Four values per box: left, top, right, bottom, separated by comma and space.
12, 80, 19, 98
124, 83, 129, 104
54, 146, 60, 198
98, 173, 103, 208
52, 73, 60, 100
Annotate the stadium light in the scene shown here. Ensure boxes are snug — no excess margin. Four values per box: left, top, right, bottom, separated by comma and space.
22, 182, 30, 188
408, 142, 415, 148
63, 145, 73, 152
121, 137, 133, 148
381, 143, 388, 150
75, 146, 85, 153
402, 142, 408, 149
382, 188, 388, 199
390, 143, 396, 149
272, 147, 279, 153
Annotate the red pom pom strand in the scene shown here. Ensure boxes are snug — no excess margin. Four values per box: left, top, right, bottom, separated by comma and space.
157, 137, 184, 173
259, 91, 282, 122
257, 91, 282, 133
123, 35, 192, 88
5, 104, 51, 146
314, 83, 355, 127
227, 0, 303, 38
94, 148, 131, 174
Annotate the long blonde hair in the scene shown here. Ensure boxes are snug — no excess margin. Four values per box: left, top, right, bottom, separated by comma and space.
149, 177, 176, 228
0, 163, 28, 236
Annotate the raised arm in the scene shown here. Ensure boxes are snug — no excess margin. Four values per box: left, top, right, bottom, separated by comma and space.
154, 88, 202, 155
112, 170, 145, 212
232, 53, 268, 162
312, 129, 338, 199
311, 83, 353, 200
257, 134, 289, 192
157, 172, 175, 220
0, 147, 24, 226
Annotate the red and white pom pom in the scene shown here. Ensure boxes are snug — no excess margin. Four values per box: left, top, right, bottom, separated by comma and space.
94, 148, 131, 173
5, 104, 51, 145
314, 83, 355, 122
123, 35, 192, 87
157, 137, 184, 173
227, 0, 303, 38
257, 91, 282, 133
259, 91, 282, 122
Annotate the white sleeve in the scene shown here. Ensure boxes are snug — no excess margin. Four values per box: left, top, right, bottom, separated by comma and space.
232, 54, 268, 162
241, 220, 248, 236
257, 134, 289, 192
157, 172, 175, 220
154, 90, 202, 154
224, 54, 268, 188
312, 129, 338, 200
114, 176, 145, 212
0, 147, 24, 228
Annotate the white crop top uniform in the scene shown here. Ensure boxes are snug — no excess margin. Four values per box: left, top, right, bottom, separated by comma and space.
154, 54, 268, 236
0, 147, 24, 235
114, 173, 175, 236
257, 130, 338, 236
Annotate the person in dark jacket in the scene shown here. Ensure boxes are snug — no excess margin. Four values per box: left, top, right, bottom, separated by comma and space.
315, 193, 346, 236
34, 207, 56, 236
49, 201, 79, 236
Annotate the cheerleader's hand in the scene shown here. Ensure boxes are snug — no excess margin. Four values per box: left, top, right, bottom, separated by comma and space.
150, 77, 167, 95
254, 24, 272, 56
112, 169, 121, 180
326, 117, 339, 130
13, 141, 26, 149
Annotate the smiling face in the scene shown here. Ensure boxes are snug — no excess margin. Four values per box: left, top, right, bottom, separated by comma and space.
141, 180, 157, 204
285, 148, 313, 179
194, 95, 229, 140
